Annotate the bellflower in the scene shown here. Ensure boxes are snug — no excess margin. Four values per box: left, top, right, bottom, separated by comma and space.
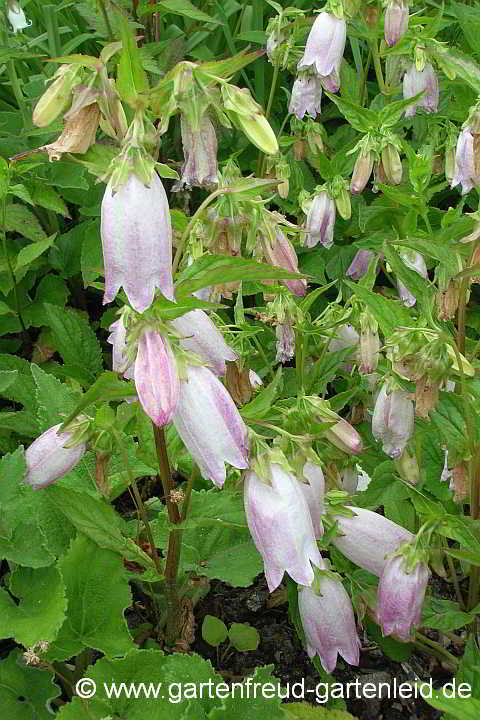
262, 230, 307, 296
25, 424, 87, 490
175, 114, 218, 190
451, 127, 479, 195
403, 63, 439, 117
300, 462, 325, 538
350, 152, 374, 194
244, 463, 322, 591
384, 0, 409, 47
298, 12, 346, 93
346, 250, 375, 281
372, 383, 414, 459
298, 570, 361, 673
173, 365, 248, 488
134, 330, 179, 427
397, 251, 428, 307
376, 556, 430, 640
7, 1, 32, 33
275, 321, 295, 364
305, 192, 336, 248
170, 310, 236, 376
331, 507, 414, 577
101, 171, 174, 313
289, 75, 323, 120
107, 316, 134, 380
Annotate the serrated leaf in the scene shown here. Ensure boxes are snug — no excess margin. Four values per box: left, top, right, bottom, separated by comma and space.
28, 182, 70, 217
48, 534, 134, 661
60, 371, 136, 429
14, 233, 56, 272
325, 93, 378, 133
343, 280, 411, 335
209, 665, 286, 719
31, 363, 79, 432
0, 565, 66, 646
0, 370, 18, 392
117, 16, 148, 107
426, 694, 480, 720
0, 650, 61, 720
422, 597, 473, 632
5, 203, 47, 242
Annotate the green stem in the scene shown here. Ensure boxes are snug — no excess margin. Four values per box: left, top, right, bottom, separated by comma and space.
97, 0, 114, 41
445, 550, 466, 610
414, 632, 459, 669
6, 60, 29, 128
172, 188, 223, 273
252, 334, 275, 382
370, 41, 387, 95
257, 64, 279, 178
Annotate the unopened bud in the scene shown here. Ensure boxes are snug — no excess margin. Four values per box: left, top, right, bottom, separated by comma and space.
381, 144, 403, 185
395, 449, 420, 486
33, 64, 81, 127
351, 151, 374, 194
384, 0, 409, 47
334, 185, 351, 220
221, 84, 278, 155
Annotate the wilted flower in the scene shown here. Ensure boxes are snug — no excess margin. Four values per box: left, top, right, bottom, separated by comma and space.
134, 330, 179, 427
7, 1, 31, 33
244, 463, 322, 590
25, 424, 87, 489
403, 63, 439, 117
451, 127, 479, 195
298, 570, 361, 672
305, 192, 336, 248
372, 383, 414, 459
170, 310, 236, 376
397, 250, 428, 307
276, 321, 295, 364
350, 151, 374, 194
175, 114, 218, 190
331, 507, 413, 577
262, 230, 307, 296
346, 250, 375, 280
298, 12, 346, 93
173, 365, 248, 487
327, 324, 360, 354
384, 0, 409, 47
41, 103, 100, 161
101, 171, 174, 312
376, 555, 430, 640
289, 75, 323, 120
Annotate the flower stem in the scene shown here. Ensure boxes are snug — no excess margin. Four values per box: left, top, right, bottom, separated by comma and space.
414, 632, 459, 669
370, 41, 387, 95
172, 188, 222, 273
257, 64, 279, 178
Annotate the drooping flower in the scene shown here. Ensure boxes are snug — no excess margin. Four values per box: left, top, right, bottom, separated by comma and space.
396, 250, 428, 308
298, 12, 346, 92
174, 114, 218, 190
331, 507, 414, 577
350, 151, 374, 194
289, 75, 323, 120
101, 171, 174, 313
170, 310, 236, 376
134, 330, 179, 427
173, 365, 248, 488
7, 1, 32, 33
275, 321, 295, 364
372, 383, 415, 458
346, 250, 375, 281
403, 63, 439, 118
244, 463, 323, 591
376, 556, 430, 640
249, 370, 263, 388
298, 570, 361, 672
300, 462, 325, 538
25, 424, 87, 490
305, 192, 336, 248
384, 0, 409, 47
451, 127, 479, 195
327, 324, 360, 354
262, 230, 307, 297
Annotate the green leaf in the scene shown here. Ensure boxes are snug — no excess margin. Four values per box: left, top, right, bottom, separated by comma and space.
446, 548, 480, 566
364, 617, 413, 662
382, 244, 431, 306
5, 203, 47, 242
228, 622, 260, 652
343, 280, 411, 335
48, 534, 134, 661
31, 363, 79, 432
0, 649, 61, 720
428, 42, 480, 93
325, 93, 378, 133
202, 615, 228, 647
14, 233, 56, 273
0, 565, 66, 646
426, 694, 480, 720
28, 182, 70, 217
241, 368, 283, 420
422, 597, 474, 632
209, 666, 286, 719
117, 16, 148, 106
285, 704, 356, 719
60, 371, 136, 429
0, 370, 18, 392
44, 303, 103, 385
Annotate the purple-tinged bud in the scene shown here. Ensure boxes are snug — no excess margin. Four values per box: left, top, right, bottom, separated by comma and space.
397, 250, 428, 307
170, 310, 236, 376
262, 230, 307, 296
173, 365, 248, 488
300, 461, 325, 538
298, 13, 346, 90
107, 316, 134, 380
174, 114, 218, 190
289, 75, 323, 120
350, 151, 374, 194
451, 128, 479, 195
384, 0, 409, 47
326, 417, 363, 455
376, 556, 430, 640
359, 314, 380, 374
134, 330, 179, 427
305, 192, 336, 248
403, 63, 439, 118
275, 321, 295, 364
25, 424, 87, 490
299, 573, 361, 672
372, 383, 414, 459
381, 144, 403, 185
244, 464, 323, 591
346, 250, 375, 281
331, 507, 414, 577
101, 172, 173, 313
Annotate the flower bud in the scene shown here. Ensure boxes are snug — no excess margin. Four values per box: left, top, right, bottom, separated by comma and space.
376, 556, 430, 641
289, 75, 323, 120
25, 424, 87, 489
275, 321, 295, 364
134, 330, 179, 427
350, 151, 374, 194
262, 230, 307, 296
174, 114, 218, 190
170, 310, 236, 376
101, 171, 173, 312
372, 383, 414, 459
32, 64, 81, 128
173, 365, 248, 487
221, 85, 278, 155
384, 0, 409, 47
359, 313, 380, 374
305, 191, 336, 248
334, 185, 351, 221
298, 12, 346, 90
346, 250, 375, 281
7, 1, 31, 33
395, 449, 420, 485
244, 463, 322, 591
403, 63, 439, 118
327, 417, 364, 455
381, 144, 403, 185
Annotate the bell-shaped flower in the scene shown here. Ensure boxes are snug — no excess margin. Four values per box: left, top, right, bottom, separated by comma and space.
299, 570, 361, 672
170, 310, 236, 376
384, 0, 409, 47
173, 365, 248, 487
403, 63, 439, 118
244, 463, 322, 591
300, 462, 325, 538
262, 230, 307, 296
376, 555, 430, 640
327, 324, 360, 354
350, 151, 374, 194
101, 171, 174, 313
289, 75, 322, 120
372, 383, 414, 458
346, 250, 375, 281
396, 250, 427, 307
359, 322, 380, 375
275, 321, 295, 364
298, 12, 346, 90
305, 192, 336, 248
174, 114, 218, 190
7, 1, 32, 33
134, 329, 179, 427
451, 127, 479, 195
25, 424, 87, 490
331, 507, 413, 577
249, 370, 263, 388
